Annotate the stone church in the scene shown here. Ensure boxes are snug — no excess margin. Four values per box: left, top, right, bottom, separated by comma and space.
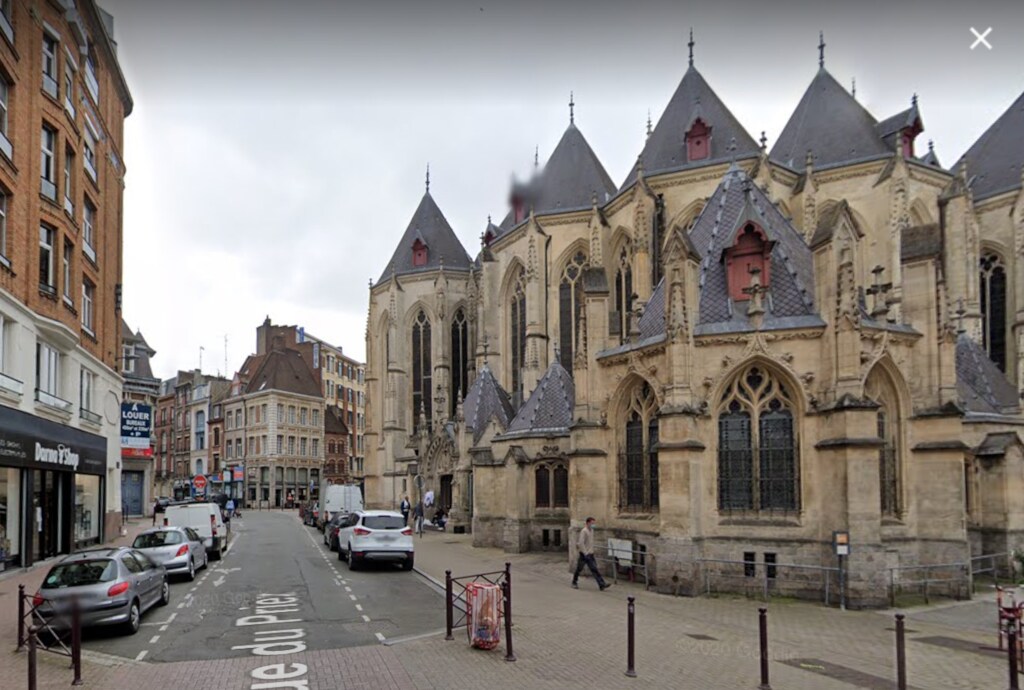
363, 39, 1024, 606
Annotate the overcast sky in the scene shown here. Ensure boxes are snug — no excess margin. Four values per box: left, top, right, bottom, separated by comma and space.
103, 0, 1024, 381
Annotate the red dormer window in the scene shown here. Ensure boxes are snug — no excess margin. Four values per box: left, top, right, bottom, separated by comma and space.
412, 238, 428, 267
686, 118, 711, 161
512, 196, 525, 224
483, 229, 494, 246
724, 223, 772, 301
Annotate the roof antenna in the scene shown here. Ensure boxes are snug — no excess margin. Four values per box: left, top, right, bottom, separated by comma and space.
425, 163, 430, 193
688, 27, 694, 67
569, 91, 575, 125
818, 31, 825, 68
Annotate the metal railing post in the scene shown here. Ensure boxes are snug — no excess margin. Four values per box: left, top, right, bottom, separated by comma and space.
27, 626, 37, 690
503, 580, 516, 662
625, 596, 636, 678
17, 583, 25, 651
505, 562, 512, 626
72, 596, 82, 685
758, 608, 772, 690
895, 613, 907, 690
444, 570, 453, 641
1008, 621, 1020, 690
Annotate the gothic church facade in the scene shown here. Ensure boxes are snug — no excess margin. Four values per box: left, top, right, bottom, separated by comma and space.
364, 42, 1024, 606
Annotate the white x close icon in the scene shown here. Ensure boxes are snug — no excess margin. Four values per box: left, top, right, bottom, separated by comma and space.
970, 27, 993, 50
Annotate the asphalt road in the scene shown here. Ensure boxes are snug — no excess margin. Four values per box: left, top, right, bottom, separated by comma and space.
82, 510, 445, 663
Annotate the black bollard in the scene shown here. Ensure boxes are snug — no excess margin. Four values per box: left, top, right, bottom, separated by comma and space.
505, 562, 512, 626
503, 580, 516, 662
27, 626, 37, 690
17, 583, 25, 651
758, 608, 772, 690
1010, 623, 1020, 690
625, 596, 637, 678
72, 596, 82, 685
445, 570, 454, 641
895, 614, 907, 690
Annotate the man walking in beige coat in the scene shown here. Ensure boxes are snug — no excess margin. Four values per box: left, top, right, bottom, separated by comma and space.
572, 517, 610, 590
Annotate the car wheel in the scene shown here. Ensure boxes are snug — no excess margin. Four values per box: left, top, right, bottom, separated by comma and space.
402, 554, 414, 571
187, 557, 196, 581
338, 544, 346, 561
158, 580, 171, 606
122, 600, 141, 635
348, 546, 361, 571
214, 547, 222, 561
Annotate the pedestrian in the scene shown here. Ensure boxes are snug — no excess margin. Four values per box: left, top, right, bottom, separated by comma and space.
400, 495, 411, 525
413, 500, 424, 537
226, 497, 236, 520
572, 517, 610, 591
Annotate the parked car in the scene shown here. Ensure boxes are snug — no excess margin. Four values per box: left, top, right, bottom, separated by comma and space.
164, 502, 227, 560
336, 510, 414, 571
323, 514, 346, 551
154, 496, 171, 513
32, 547, 169, 635
132, 526, 208, 581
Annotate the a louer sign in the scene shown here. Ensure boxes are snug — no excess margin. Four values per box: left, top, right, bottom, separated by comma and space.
120, 402, 152, 449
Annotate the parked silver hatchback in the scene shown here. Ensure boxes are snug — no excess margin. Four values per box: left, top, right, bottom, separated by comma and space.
33, 547, 169, 636
132, 526, 208, 581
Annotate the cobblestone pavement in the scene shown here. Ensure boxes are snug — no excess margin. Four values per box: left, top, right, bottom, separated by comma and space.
0, 517, 1011, 689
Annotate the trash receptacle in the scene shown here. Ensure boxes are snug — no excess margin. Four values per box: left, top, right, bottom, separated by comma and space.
466, 582, 502, 650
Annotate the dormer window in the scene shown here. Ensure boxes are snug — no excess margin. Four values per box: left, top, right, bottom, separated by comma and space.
724, 223, 772, 301
412, 238, 428, 267
686, 118, 711, 161
512, 195, 526, 225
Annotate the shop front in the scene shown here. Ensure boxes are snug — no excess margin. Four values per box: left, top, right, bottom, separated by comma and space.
0, 406, 107, 570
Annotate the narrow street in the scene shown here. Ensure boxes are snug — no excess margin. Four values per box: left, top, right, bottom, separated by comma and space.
82, 511, 443, 665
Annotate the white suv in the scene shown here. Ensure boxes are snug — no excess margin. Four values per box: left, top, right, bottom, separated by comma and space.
336, 510, 414, 571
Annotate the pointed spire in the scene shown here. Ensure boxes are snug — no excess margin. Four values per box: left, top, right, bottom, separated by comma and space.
818, 31, 825, 67
911, 92, 918, 108
759, 131, 767, 151
851, 77, 856, 99
425, 163, 430, 193
928, 139, 934, 153
688, 27, 694, 67
569, 91, 575, 125
727, 137, 738, 163
552, 340, 560, 365
534, 145, 539, 169
646, 109, 652, 138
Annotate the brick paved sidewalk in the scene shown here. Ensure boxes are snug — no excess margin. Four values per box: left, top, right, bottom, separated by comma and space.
395, 531, 1005, 689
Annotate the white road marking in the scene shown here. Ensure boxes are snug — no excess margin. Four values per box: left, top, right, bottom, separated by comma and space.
375, 632, 385, 642
176, 603, 185, 609
345, 586, 352, 592
355, 604, 363, 611
189, 587, 198, 593
136, 650, 148, 661
159, 625, 168, 632
167, 613, 177, 623
213, 576, 226, 587
349, 594, 357, 601
149, 635, 160, 644
362, 614, 370, 622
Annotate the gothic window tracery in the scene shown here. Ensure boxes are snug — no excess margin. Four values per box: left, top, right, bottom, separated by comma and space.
717, 366, 798, 511
450, 308, 468, 415
411, 309, 432, 432
559, 250, 588, 373
509, 266, 527, 402
619, 381, 659, 511
980, 253, 1007, 371
613, 243, 633, 342
866, 368, 902, 517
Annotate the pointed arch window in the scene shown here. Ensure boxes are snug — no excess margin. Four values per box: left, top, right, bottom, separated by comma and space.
613, 244, 633, 342
411, 309, 432, 432
980, 253, 1007, 371
509, 266, 527, 402
652, 195, 667, 286
866, 369, 902, 518
450, 308, 468, 416
619, 382, 659, 511
559, 250, 587, 373
717, 366, 799, 511
535, 466, 550, 507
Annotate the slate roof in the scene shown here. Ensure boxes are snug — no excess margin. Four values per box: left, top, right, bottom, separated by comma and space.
619, 66, 760, 191
808, 200, 855, 249
244, 348, 321, 398
688, 166, 821, 334
121, 318, 157, 380
377, 192, 472, 284
462, 363, 516, 444
325, 405, 349, 435
771, 68, 894, 170
956, 334, 1020, 415
974, 431, 1022, 457
900, 224, 942, 262
956, 89, 1024, 201
637, 278, 666, 340
875, 103, 921, 148
504, 359, 574, 437
918, 141, 942, 168
495, 124, 616, 236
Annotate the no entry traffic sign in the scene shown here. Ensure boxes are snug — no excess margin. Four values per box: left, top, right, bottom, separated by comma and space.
193, 475, 207, 492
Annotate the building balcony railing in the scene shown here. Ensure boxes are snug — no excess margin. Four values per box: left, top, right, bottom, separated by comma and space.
0, 371, 22, 396
36, 388, 72, 413
80, 408, 102, 425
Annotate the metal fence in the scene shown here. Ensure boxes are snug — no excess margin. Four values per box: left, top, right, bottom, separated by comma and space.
16, 584, 83, 687
694, 557, 843, 606
595, 541, 651, 589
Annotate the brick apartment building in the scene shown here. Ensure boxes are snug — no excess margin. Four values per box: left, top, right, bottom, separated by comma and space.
0, 1, 132, 569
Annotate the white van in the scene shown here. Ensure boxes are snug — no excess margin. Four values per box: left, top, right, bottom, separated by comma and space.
164, 502, 227, 560
319, 484, 363, 530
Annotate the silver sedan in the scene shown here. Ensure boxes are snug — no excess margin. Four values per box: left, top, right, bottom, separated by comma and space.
132, 526, 208, 581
